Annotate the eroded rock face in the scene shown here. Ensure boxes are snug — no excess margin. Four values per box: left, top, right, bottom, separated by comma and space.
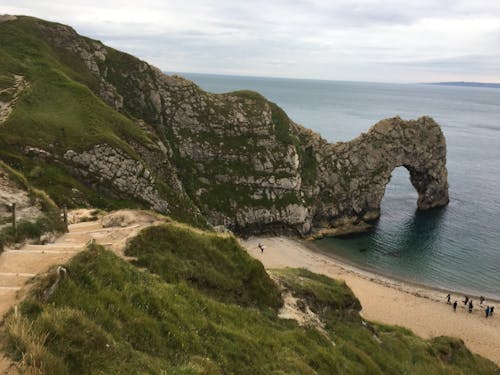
311, 116, 449, 235
37, 20, 449, 236
0, 165, 43, 230
0, 75, 28, 125
64, 145, 169, 213
87, 54, 448, 236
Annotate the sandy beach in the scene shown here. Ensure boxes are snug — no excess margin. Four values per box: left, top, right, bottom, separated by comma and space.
242, 236, 500, 366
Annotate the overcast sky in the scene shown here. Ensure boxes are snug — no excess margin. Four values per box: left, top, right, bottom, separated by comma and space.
3, 0, 500, 82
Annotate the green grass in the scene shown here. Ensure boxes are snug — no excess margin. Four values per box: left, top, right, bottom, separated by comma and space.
0, 16, 149, 164
230, 89, 267, 102
0, 67, 150, 156
125, 224, 282, 309
0, 74, 15, 90
0, 217, 60, 252
0, 161, 65, 252
270, 102, 293, 144
2, 225, 498, 374
299, 144, 318, 186
272, 268, 362, 322
0, 90, 13, 102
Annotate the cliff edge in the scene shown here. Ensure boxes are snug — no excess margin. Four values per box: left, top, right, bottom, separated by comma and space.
0, 16, 449, 237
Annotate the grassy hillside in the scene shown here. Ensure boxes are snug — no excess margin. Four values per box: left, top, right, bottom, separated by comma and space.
0, 17, 204, 226
0, 17, 149, 155
2, 225, 498, 374
124, 224, 282, 309
0, 16, 142, 210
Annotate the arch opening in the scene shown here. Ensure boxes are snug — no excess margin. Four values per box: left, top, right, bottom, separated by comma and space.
380, 166, 418, 216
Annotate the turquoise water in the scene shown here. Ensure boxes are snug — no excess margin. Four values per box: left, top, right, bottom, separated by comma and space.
182, 73, 500, 299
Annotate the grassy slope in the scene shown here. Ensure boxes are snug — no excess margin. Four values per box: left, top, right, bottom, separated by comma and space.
0, 18, 204, 227
0, 17, 149, 209
2, 224, 498, 374
0, 17, 149, 154
125, 224, 282, 309
0, 161, 65, 252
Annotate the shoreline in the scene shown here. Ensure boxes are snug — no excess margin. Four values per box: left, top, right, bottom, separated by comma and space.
241, 235, 500, 366
304, 239, 500, 304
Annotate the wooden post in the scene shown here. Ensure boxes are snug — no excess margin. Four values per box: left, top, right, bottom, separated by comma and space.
63, 205, 68, 232
11, 203, 16, 233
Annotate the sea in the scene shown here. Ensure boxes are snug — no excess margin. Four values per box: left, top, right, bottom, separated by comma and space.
181, 72, 500, 300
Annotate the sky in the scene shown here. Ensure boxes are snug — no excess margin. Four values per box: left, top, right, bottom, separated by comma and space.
2, 0, 500, 83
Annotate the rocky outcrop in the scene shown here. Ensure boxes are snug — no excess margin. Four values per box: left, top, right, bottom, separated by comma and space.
311, 116, 449, 235
0, 165, 43, 229
37, 20, 124, 112
0, 15, 17, 23
64, 145, 170, 213
0, 75, 28, 125
47, 23, 448, 236
3, 17, 450, 237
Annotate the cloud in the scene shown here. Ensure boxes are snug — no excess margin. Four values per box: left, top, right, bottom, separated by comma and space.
2, 0, 500, 82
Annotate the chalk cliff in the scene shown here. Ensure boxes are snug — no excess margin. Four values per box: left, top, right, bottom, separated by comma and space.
0, 16, 449, 236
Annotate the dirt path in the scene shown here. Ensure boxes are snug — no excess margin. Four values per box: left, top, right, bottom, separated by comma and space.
0, 210, 160, 373
0, 75, 27, 126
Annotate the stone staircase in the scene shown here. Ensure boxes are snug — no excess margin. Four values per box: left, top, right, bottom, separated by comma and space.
0, 219, 146, 319
0, 210, 160, 374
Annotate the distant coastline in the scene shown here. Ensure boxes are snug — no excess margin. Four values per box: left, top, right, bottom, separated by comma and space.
426, 81, 500, 89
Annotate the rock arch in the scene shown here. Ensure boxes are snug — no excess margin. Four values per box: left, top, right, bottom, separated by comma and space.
313, 116, 449, 235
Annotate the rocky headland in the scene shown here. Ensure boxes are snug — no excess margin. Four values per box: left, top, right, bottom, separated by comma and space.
0, 16, 449, 237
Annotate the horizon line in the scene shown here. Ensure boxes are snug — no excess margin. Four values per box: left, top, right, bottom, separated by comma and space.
169, 71, 500, 87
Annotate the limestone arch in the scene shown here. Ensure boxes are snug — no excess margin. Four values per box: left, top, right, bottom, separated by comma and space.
315, 116, 449, 233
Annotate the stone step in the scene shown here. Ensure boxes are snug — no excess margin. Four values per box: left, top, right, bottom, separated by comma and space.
2, 249, 81, 254
67, 222, 103, 233
0, 285, 22, 292
0, 272, 35, 286
0, 251, 77, 274
63, 224, 140, 236
0, 272, 35, 277
23, 243, 82, 251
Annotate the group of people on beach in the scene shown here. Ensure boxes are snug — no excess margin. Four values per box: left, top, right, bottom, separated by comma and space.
447, 293, 495, 318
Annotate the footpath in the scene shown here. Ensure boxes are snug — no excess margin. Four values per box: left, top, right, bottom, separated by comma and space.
0, 210, 159, 373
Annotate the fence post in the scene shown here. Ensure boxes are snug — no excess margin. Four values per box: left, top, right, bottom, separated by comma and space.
11, 202, 16, 233
63, 205, 68, 232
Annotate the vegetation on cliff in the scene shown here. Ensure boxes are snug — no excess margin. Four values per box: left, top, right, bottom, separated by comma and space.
0, 16, 205, 227
0, 161, 65, 252
2, 224, 497, 374
0, 16, 448, 237
125, 224, 282, 309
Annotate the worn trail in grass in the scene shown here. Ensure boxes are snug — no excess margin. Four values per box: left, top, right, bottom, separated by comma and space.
0, 210, 158, 320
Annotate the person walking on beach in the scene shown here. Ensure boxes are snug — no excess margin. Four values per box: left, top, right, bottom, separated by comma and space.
480, 296, 485, 306
486, 306, 490, 318
490, 306, 495, 316
446, 294, 451, 304
468, 300, 473, 313
453, 301, 457, 312
258, 243, 264, 253
463, 296, 469, 305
